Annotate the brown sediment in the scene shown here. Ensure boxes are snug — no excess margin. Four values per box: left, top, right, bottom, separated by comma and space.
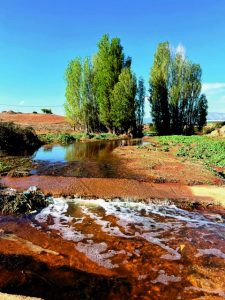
1, 175, 225, 208
0, 216, 131, 299
0, 194, 225, 299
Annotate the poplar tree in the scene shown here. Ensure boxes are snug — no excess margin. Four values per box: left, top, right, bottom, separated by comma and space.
149, 42, 208, 135
82, 57, 99, 132
136, 78, 145, 136
93, 34, 124, 132
111, 68, 137, 134
64, 58, 82, 130
195, 94, 208, 131
149, 42, 171, 135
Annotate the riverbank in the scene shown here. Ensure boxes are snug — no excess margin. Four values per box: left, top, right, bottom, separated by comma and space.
1, 176, 225, 209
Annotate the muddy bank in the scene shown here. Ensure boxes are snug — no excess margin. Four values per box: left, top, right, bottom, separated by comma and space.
1, 176, 225, 210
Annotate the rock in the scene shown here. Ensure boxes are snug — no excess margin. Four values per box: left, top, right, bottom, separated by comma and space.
7, 170, 30, 177
0, 186, 50, 215
187, 265, 225, 297
204, 213, 224, 223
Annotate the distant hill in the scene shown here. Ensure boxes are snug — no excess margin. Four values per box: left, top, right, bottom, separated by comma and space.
0, 112, 71, 134
207, 112, 225, 121
144, 113, 225, 124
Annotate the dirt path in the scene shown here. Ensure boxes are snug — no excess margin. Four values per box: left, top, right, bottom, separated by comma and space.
1, 176, 225, 208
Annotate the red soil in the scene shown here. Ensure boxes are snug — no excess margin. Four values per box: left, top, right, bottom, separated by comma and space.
0, 113, 65, 124
0, 176, 219, 207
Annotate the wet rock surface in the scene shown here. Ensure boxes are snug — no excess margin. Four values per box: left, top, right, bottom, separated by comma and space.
0, 187, 49, 215
0, 196, 225, 299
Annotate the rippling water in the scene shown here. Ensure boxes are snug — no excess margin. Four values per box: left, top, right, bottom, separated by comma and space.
32, 198, 225, 298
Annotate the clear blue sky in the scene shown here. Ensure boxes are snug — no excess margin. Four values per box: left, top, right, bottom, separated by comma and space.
0, 0, 225, 116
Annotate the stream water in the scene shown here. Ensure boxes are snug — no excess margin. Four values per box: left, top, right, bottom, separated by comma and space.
34, 197, 225, 299
1, 139, 225, 299
1, 197, 224, 299
31, 138, 149, 177
32, 139, 147, 162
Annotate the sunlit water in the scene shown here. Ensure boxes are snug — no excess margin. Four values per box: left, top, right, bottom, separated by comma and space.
32, 198, 225, 298
32, 139, 148, 162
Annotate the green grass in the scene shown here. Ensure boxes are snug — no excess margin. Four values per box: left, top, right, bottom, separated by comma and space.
0, 161, 11, 173
39, 132, 119, 145
157, 135, 225, 167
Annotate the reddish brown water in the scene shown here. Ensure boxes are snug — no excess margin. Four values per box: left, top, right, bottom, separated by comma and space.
1, 197, 225, 299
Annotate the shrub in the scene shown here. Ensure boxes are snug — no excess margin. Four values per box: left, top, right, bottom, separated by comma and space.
0, 122, 42, 155
41, 108, 52, 114
58, 134, 76, 144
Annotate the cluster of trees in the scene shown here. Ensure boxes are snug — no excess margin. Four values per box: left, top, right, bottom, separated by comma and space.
41, 108, 52, 114
65, 36, 208, 136
149, 42, 208, 135
64, 34, 145, 136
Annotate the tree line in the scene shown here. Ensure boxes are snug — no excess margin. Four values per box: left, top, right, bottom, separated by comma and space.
64, 34, 145, 136
64, 35, 208, 136
149, 42, 208, 135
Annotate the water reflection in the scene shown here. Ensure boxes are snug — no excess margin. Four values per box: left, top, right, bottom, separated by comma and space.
33, 139, 146, 163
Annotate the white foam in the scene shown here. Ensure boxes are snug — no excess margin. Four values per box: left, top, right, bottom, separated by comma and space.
196, 248, 225, 259
151, 270, 181, 285
35, 198, 93, 242
33, 197, 225, 269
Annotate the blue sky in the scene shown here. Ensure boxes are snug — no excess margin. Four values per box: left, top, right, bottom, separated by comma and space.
0, 0, 225, 116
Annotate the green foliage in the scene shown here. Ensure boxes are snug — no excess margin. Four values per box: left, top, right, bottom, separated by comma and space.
64, 58, 83, 130
149, 42, 208, 135
0, 122, 42, 154
41, 108, 52, 114
58, 134, 76, 144
158, 135, 225, 167
93, 34, 124, 131
39, 132, 118, 144
0, 161, 11, 173
136, 78, 145, 136
64, 34, 143, 136
149, 42, 171, 135
111, 68, 137, 134
94, 133, 117, 140
196, 94, 208, 131
82, 57, 99, 132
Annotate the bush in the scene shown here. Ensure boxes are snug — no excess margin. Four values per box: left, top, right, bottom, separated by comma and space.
0, 122, 42, 155
58, 134, 76, 144
41, 108, 52, 114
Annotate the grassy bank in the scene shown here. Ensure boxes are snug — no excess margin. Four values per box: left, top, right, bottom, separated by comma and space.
38, 132, 119, 144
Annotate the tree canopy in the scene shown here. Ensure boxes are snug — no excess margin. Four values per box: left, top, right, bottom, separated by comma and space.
64, 34, 145, 136
149, 42, 208, 135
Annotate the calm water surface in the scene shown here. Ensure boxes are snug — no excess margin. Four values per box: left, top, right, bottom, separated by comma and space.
32, 139, 148, 162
